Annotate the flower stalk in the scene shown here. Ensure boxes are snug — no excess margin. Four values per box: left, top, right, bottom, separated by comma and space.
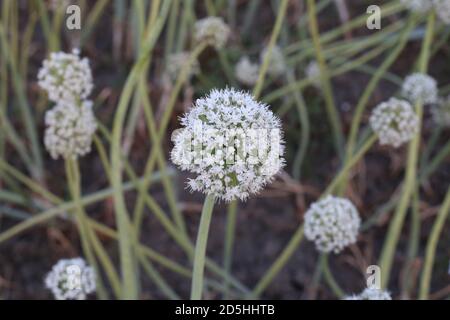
191, 194, 216, 300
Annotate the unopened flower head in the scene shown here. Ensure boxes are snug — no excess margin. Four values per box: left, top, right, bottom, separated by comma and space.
194, 17, 230, 49
304, 196, 360, 254
400, 0, 433, 12
44, 100, 97, 160
38, 49, 93, 103
260, 45, 285, 77
432, 95, 450, 127
166, 52, 200, 81
401, 73, 438, 104
344, 288, 392, 300
235, 56, 260, 86
370, 98, 419, 148
45, 258, 96, 300
433, 0, 450, 24
306, 60, 321, 88
171, 88, 285, 202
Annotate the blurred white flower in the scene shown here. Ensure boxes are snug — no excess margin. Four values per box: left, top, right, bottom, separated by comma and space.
304, 196, 360, 254
44, 100, 97, 160
260, 45, 286, 77
171, 88, 285, 202
306, 60, 321, 88
433, 0, 450, 24
45, 258, 96, 300
194, 17, 230, 49
400, 0, 433, 12
370, 98, 419, 148
432, 95, 450, 127
235, 56, 260, 86
344, 288, 392, 300
38, 49, 93, 103
49, 0, 69, 11
401, 73, 438, 104
166, 51, 200, 81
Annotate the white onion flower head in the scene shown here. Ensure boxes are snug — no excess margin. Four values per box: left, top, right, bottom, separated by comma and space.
38, 49, 93, 103
171, 88, 285, 202
370, 98, 419, 148
400, 0, 433, 12
45, 258, 96, 300
166, 52, 200, 81
194, 17, 230, 49
344, 288, 392, 300
432, 95, 450, 127
304, 196, 360, 254
235, 56, 260, 86
44, 100, 97, 160
306, 60, 321, 88
401, 73, 438, 104
433, 0, 450, 24
260, 45, 286, 77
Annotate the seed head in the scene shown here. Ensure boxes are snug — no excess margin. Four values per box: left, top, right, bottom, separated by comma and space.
400, 0, 433, 12
44, 100, 97, 160
401, 73, 438, 104
194, 17, 230, 49
166, 52, 200, 81
434, 0, 450, 24
38, 49, 93, 103
432, 95, 450, 127
304, 196, 361, 254
235, 56, 260, 86
260, 45, 286, 77
45, 258, 96, 300
370, 98, 419, 148
344, 288, 392, 300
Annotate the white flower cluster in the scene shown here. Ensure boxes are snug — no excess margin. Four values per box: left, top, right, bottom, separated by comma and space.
38, 49, 93, 103
304, 196, 360, 254
434, 0, 450, 24
235, 45, 286, 86
401, 0, 450, 24
38, 49, 97, 159
306, 60, 321, 88
432, 95, 450, 127
400, 0, 434, 12
44, 100, 97, 160
260, 45, 286, 77
194, 17, 230, 49
166, 52, 200, 81
45, 258, 96, 300
171, 88, 285, 202
401, 73, 438, 104
344, 288, 392, 300
235, 56, 260, 86
370, 98, 419, 148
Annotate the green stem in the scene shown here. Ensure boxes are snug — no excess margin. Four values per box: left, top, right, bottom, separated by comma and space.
307, 0, 344, 160
110, 0, 172, 299
252, 0, 289, 99
223, 200, 238, 299
250, 225, 304, 298
378, 11, 435, 289
419, 187, 450, 299
338, 16, 416, 195
320, 254, 345, 298
324, 135, 377, 196
191, 194, 215, 300
65, 159, 108, 300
